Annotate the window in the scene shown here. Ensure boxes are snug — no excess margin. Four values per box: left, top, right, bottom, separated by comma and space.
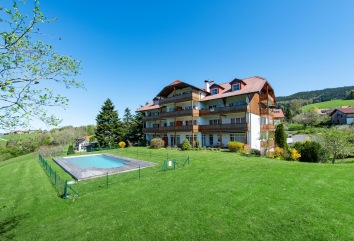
230, 133, 245, 143
209, 134, 214, 146
202, 134, 206, 146
211, 88, 218, 95
232, 83, 240, 91
210, 119, 221, 125
185, 135, 197, 144
231, 117, 246, 124
170, 135, 180, 146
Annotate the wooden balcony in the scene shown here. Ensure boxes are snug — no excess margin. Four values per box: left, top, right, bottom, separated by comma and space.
199, 105, 249, 116
159, 92, 200, 105
142, 115, 160, 121
199, 123, 249, 132
159, 109, 199, 119
260, 124, 275, 131
260, 108, 274, 116
142, 125, 199, 133
260, 94, 275, 106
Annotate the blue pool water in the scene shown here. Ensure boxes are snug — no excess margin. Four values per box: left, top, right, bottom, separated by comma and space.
66, 155, 126, 169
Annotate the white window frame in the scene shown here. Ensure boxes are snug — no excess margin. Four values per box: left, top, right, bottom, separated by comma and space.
232, 83, 240, 91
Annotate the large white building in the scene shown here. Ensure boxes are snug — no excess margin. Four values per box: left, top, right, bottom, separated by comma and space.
137, 76, 276, 150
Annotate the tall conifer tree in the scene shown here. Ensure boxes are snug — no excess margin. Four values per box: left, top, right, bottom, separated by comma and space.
95, 99, 123, 147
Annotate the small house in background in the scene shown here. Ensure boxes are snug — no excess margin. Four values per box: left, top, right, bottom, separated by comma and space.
273, 109, 284, 125
330, 107, 354, 125
75, 136, 92, 151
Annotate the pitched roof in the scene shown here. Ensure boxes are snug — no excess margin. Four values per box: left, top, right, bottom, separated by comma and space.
273, 109, 284, 118
200, 76, 267, 101
136, 102, 160, 112
331, 107, 354, 115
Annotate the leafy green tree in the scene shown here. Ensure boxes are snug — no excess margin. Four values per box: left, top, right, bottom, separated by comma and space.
348, 89, 354, 99
0, 0, 83, 130
275, 124, 287, 149
317, 127, 354, 164
95, 99, 123, 147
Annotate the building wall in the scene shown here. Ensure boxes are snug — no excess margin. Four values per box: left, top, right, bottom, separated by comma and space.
331, 111, 347, 124
249, 112, 261, 150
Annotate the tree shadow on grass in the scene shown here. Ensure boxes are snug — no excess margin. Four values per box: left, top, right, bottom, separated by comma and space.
0, 212, 29, 240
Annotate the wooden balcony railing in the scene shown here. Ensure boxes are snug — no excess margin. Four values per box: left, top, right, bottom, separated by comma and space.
159, 92, 200, 105
142, 115, 160, 121
142, 125, 199, 133
260, 94, 275, 104
199, 105, 248, 116
260, 108, 274, 116
199, 123, 249, 132
159, 109, 199, 118
260, 124, 275, 131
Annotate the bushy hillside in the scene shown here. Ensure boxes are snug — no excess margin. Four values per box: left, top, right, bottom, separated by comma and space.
277, 86, 354, 103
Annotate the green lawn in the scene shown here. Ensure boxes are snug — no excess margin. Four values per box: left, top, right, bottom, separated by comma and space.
1, 148, 354, 240
303, 99, 354, 112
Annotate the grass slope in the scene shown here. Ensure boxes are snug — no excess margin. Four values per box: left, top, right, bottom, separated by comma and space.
1, 148, 354, 240
303, 99, 354, 112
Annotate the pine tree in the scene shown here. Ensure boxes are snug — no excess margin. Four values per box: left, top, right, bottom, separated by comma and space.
129, 107, 145, 145
284, 108, 293, 122
275, 124, 287, 149
122, 107, 133, 142
95, 99, 123, 147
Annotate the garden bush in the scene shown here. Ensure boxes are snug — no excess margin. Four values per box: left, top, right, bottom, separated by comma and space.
181, 138, 192, 150
195, 139, 200, 148
150, 138, 165, 149
292, 141, 328, 163
249, 149, 261, 156
289, 148, 301, 161
227, 141, 244, 152
118, 141, 126, 148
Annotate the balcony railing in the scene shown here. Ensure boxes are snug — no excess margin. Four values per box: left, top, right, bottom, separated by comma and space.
260, 124, 275, 131
160, 109, 199, 119
199, 123, 249, 132
142, 125, 199, 133
159, 92, 200, 105
260, 94, 275, 104
199, 105, 248, 116
260, 108, 274, 116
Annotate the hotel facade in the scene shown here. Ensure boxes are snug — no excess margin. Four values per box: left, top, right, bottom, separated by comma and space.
137, 76, 276, 150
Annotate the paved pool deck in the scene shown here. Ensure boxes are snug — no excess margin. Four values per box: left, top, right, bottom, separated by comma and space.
53, 153, 156, 181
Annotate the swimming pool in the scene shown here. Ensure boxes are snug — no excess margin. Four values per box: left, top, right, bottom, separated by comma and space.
53, 154, 155, 181
66, 154, 126, 169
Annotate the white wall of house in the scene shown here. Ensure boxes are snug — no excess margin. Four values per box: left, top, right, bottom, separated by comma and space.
249, 113, 261, 150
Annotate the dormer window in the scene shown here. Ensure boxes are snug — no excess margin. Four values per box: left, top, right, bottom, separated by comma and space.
232, 83, 240, 91
211, 88, 218, 95
154, 100, 159, 105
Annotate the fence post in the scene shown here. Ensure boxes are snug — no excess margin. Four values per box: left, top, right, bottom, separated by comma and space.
64, 181, 68, 199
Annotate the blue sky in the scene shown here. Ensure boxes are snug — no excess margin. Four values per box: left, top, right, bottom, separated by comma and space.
8, 0, 354, 129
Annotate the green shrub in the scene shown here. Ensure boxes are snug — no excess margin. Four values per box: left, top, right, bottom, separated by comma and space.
292, 141, 328, 163
181, 138, 191, 150
67, 145, 75, 155
249, 149, 261, 156
195, 139, 200, 148
150, 138, 165, 149
227, 141, 244, 152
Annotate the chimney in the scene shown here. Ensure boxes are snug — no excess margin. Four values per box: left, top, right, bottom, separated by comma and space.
204, 80, 210, 92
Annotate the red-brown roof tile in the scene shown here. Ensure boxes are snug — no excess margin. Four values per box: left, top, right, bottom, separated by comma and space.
273, 109, 284, 118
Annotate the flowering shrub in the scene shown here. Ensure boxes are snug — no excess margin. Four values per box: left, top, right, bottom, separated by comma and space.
227, 141, 244, 152
118, 141, 126, 148
274, 147, 284, 158
290, 148, 301, 161
150, 138, 165, 149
